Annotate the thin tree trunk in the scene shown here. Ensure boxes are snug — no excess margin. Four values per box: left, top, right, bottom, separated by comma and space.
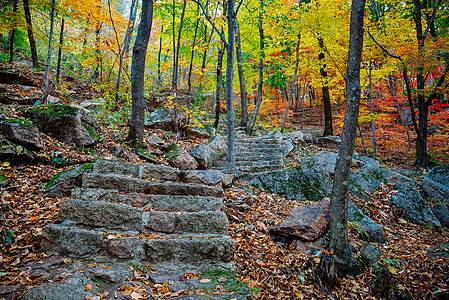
281, 87, 291, 130
172, 0, 186, 133
328, 0, 366, 272
246, 0, 264, 135
157, 24, 163, 85
126, 0, 154, 149
225, 0, 236, 174
213, 44, 224, 129
9, 0, 19, 63
23, 0, 38, 67
358, 123, 368, 156
56, 18, 65, 82
92, 25, 102, 80
369, 58, 376, 159
188, 5, 200, 93
318, 37, 333, 136
43, 0, 56, 102
235, 20, 247, 128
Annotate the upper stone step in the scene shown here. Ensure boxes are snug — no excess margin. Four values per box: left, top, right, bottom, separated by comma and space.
82, 173, 223, 197
42, 224, 235, 264
72, 188, 224, 211
58, 199, 229, 234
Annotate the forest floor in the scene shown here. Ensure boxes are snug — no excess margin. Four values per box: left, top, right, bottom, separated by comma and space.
1, 96, 448, 299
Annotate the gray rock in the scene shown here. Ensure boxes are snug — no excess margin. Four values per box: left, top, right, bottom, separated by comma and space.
348, 201, 385, 243
0, 283, 21, 300
281, 139, 295, 157
190, 134, 227, 169
0, 114, 43, 150
168, 149, 199, 170
184, 127, 211, 139
45, 163, 94, 198
181, 170, 224, 187
269, 198, 330, 242
315, 136, 341, 149
423, 165, 449, 201
433, 203, 449, 227
143, 211, 176, 233
391, 185, 441, 227
175, 211, 229, 234
58, 199, 143, 231
21, 272, 99, 300
221, 173, 234, 188
41, 224, 105, 256
146, 134, 167, 155
283, 131, 304, 144
360, 165, 419, 189
105, 237, 141, 259
78, 100, 103, 110
349, 171, 383, 200
0, 138, 36, 163
22, 104, 101, 147
85, 265, 132, 283
242, 164, 332, 202
144, 108, 188, 131
353, 154, 380, 167
359, 243, 381, 267
145, 195, 224, 212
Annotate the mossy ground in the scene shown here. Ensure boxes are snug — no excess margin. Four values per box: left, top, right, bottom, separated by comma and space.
44, 163, 93, 190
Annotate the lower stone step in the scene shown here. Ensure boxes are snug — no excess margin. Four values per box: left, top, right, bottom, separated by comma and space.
58, 199, 229, 234
72, 188, 224, 212
42, 224, 235, 264
82, 173, 223, 197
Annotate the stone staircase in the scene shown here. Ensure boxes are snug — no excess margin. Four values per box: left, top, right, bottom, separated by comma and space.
40, 159, 248, 297
213, 134, 285, 173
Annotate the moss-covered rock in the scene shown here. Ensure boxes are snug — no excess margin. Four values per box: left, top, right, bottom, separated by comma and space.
0, 114, 43, 150
45, 163, 94, 198
0, 138, 36, 163
21, 104, 101, 147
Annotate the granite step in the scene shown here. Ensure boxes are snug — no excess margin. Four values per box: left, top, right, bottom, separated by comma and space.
58, 199, 229, 234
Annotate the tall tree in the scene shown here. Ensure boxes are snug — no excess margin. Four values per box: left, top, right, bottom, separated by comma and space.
43, 0, 56, 101
328, 0, 366, 270
318, 37, 333, 136
126, 0, 154, 149
188, 4, 201, 93
23, 0, 38, 67
56, 18, 65, 82
8, 0, 19, 63
235, 20, 248, 128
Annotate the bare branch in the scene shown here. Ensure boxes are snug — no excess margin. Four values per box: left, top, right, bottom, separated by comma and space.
192, 0, 227, 47
235, 0, 244, 17
423, 0, 442, 38
368, 30, 402, 61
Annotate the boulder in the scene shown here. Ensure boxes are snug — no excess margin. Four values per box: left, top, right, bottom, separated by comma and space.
359, 243, 381, 268
181, 170, 225, 187
360, 165, 419, 190
281, 139, 295, 157
0, 114, 43, 150
190, 134, 227, 169
348, 201, 385, 243
269, 198, 330, 242
78, 99, 103, 110
45, 163, 94, 198
242, 164, 333, 202
423, 165, 449, 201
283, 131, 304, 145
349, 171, 383, 200
433, 203, 449, 227
144, 108, 188, 131
21, 104, 101, 147
391, 185, 441, 227
168, 150, 199, 170
184, 126, 212, 139
315, 136, 341, 149
21, 272, 99, 300
146, 134, 166, 156
0, 138, 36, 163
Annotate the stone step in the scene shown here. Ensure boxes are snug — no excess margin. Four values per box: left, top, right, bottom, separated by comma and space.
235, 140, 281, 146
215, 164, 284, 173
217, 154, 284, 163
58, 199, 229, 234
42, 224, 235, 264
233, 147, 282, 153
72, 188, 224, 211
214, 157, 284, 167
82, 173, 223, 197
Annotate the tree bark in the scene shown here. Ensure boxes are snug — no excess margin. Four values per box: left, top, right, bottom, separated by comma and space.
213, 44, 224, 129
157, 24, 163, 86
235, 20, 247, 128
225, 0, 236, 174
318, 37, 333, 136
328, 0, 366, 271
23, 0, 38, 67
246, 0, 264, 135
56, 18, 65, 82
126, 0, 154, 149
369, 58, 376, 159
188, 5, 200, 93
43, 0, 56, 102
9, 0, 19, 63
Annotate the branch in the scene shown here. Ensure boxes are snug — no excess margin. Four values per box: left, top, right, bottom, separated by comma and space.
192, 0, 227, 47
423, 0, 442, 38
403, 68, 421, 138
235, 0, 244, 18
426, 62, 449, 106
368, 30, 402, 61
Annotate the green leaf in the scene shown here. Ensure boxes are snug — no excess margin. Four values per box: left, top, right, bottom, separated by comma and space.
16, 145, 23, 155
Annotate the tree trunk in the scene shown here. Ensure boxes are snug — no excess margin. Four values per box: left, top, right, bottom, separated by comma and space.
188, 5, 200, 93
172, 0, 186, 133
126, 0, 154, 150
328, 0, 366, 272
213, 44, 224, 129
92, 25, 102, 80
225, 0, 236, 174
56, 18, 65, 82
281, 87, 291, 130
369, 58, 376, 159
235, 20, 247, 128
43, 0, 56, 102
9, 0, 19, 63
246, 0, 264, 135
23, 0, 38, 67
157, 24, 163, 86
318, 37, 333, 136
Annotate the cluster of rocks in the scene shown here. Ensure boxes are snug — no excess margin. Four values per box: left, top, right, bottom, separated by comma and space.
0, 104, 102, 164
20, 159, 251, 299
